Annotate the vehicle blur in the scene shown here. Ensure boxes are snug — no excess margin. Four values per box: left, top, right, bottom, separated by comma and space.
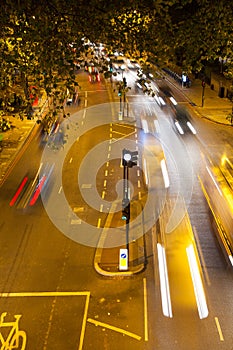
110, 56, 127, 72
127, 59, 140, 70
171, 104, 197, 135
200, 155, 233, 267
88, 66, 100, 83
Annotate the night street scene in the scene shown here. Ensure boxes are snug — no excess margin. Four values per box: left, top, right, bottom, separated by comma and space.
0, 1, 233, 349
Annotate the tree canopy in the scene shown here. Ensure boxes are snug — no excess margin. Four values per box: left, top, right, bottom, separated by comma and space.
0, 0, 232, 123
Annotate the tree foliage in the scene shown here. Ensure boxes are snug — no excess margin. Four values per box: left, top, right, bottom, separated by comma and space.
0, 0, 232, 121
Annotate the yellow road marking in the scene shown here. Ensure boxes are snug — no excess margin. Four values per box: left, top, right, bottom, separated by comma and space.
87, 318, 141, 341
0, 291, 91, 350
215, 317, 224, 341
79, 293, 90, 350
0, 291, 90, 297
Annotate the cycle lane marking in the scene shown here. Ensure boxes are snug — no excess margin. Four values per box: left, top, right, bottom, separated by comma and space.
0, 291, 90, 350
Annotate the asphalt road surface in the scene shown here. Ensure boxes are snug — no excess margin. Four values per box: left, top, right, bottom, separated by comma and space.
0, 70, 232, 350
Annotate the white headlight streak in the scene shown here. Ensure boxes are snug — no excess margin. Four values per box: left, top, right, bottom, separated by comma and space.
160, 159, 170, 188
157, 243, 173, 318
186, 244, 209, 319
187, 121, 197, 134
175, 121, 184, 134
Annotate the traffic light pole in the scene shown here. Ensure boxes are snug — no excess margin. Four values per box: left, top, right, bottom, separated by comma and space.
122, 149, 138, 259
123, 163, 129, 252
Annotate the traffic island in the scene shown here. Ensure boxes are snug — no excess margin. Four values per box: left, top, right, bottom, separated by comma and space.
94, 199, 146, 277
94, 234, 146, 277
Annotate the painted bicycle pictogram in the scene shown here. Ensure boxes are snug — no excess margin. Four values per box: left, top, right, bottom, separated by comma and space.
0, 312, 26, 350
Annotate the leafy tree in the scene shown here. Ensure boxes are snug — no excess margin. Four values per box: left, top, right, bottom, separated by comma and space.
0, 0, 232, 128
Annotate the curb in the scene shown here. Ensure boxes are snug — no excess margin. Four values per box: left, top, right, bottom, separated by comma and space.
93, 200, 146, 277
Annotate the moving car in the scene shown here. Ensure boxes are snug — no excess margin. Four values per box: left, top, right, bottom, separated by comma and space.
172, 105, 197, 135
88, 67, 100, 83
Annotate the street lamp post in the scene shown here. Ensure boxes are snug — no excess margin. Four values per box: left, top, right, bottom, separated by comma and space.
201, 80, 205, 107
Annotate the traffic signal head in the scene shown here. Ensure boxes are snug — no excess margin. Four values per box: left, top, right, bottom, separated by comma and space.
122, 199, 130, 221
130, 150, 138, 167
123, 77, 127, 87
122, 149, 138, 167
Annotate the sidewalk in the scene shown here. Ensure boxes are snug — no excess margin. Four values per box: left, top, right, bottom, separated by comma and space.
0, 74, 232, 276
0, 96, 48, 186
165, 75, 233, 125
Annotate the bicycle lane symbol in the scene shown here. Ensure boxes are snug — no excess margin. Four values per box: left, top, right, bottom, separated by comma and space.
0, 312, 26, 350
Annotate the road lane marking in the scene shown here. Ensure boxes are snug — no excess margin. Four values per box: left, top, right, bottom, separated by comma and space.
143, 278, 149, 341
0, 292, 90, 350
114, 123, 134, 129
79, 293, 90, 350
105, 170, 108, 176
111, 130, 126, 136
97, 218, 101, 228
102, 191, 105, 199
87, 318, 141, 341
110, 131, 136, 144
73, 207, 85, 213
81, 184, 92, 189
71, 219, 82, 225
58, 186, 62, 194
103, 180, 107, 187
138, 180, 141, 188
100, 204, 103, 212
69, 157, 73, 163
215, 317, 224, 341
0, 291, 90, 297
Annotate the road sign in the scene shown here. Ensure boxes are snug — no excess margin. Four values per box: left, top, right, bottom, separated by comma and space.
119, 248, 128, 271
